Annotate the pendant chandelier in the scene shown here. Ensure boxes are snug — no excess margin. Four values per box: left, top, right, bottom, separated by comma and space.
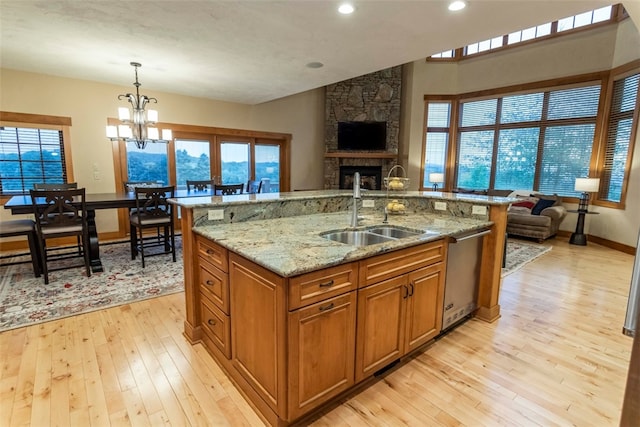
106, 62, 172, 149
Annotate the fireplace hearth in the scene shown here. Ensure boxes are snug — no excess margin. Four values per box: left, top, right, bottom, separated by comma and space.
339, 166, 383, 190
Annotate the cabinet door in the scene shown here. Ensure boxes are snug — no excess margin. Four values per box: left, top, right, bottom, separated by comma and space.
405, 262, 445, 353
355, 275, 407, 383
288, 292, 357, 420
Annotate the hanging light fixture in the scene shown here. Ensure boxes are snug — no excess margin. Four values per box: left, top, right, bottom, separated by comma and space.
106, 62, 172, 149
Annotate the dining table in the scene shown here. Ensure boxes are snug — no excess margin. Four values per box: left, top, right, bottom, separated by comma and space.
4, 188, 217, 273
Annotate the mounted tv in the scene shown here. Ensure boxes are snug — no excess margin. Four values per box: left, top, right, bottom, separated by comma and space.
338, 121, 387, 151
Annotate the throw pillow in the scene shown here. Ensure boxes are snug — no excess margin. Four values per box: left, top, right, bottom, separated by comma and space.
508, 200, 536, 214
531, 198, 556, 215
512, 200, 535, 209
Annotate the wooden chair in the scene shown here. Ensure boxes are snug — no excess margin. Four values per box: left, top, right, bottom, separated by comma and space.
214, 184, 244, 195
129, 186, 176, 268
186, 179, 215, 191
0, 219, 42, 277
33, 182, 78, 190
30, 188, 91, 284
246, 179, 263, 194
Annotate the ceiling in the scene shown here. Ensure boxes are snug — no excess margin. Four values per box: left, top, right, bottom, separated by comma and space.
1, 0, 626, 105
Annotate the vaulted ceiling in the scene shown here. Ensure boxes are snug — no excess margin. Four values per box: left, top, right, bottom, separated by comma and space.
1, 1, 628, 105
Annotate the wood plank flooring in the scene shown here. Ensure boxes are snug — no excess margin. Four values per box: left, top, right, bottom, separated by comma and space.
0, 238, 635, 426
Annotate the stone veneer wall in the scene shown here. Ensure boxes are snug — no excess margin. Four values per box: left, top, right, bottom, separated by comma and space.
324, 66, 402, 189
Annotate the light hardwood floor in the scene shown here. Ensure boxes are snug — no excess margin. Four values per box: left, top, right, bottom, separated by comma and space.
0, 238, 634, 426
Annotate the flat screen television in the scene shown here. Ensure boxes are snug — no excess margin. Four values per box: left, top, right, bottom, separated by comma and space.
337, 121, 387, 151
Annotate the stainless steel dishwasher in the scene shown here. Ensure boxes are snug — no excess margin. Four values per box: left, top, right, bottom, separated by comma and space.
442, 228, 491, 331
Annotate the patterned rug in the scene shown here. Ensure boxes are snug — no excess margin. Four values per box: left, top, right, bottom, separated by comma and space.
502, 239, 552, 277
0, 238, 184, 332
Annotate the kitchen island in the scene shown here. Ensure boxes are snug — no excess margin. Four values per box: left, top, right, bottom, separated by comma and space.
171, 190, 511, 426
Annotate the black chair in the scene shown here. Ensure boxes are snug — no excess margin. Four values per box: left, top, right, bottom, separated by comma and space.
0, 219, 42, 277
130, 186, 176, 268
123, 181, 162, 193
30, 188, 91, 284
33, 182, 78, 190
246, 180, 263, 194
214, 184, 244, 195
186, 179, 215, 191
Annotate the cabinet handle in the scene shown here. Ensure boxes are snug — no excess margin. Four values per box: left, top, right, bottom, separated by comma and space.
206, 249, 215, 255
207, 319, 216, 326
319, 302, 335, 311
409, 282, 414, 296
205, 280, 214, 286
403, 285, 409, 299
319, 279, 334, 288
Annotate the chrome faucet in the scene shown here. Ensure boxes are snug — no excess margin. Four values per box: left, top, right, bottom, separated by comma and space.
351, 172, 361, 227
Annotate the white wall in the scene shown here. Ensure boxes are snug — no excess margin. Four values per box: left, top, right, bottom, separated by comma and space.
401, 19, 640, 247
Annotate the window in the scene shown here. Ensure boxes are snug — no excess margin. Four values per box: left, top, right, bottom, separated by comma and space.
255, 143, 280, 192
175, 139, 212, 189
125, 141, 168, 185
599, 72, 639, 204
429, 4, 618, 60
422, 102, 451, 188
0, 113, 73, 195
220, 141, 250, 185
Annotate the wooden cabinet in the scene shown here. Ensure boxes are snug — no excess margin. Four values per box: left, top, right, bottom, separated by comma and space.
355, 240, 446, 382
287, 292, 357, 420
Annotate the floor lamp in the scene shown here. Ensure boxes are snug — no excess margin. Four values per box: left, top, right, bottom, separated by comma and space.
570, 177, 600, 246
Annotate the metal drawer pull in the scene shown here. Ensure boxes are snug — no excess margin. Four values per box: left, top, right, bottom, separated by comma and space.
319, 302, 335, 311
319, 279, 334, 288
205, 280, 214, 286
206, 249, 215, 254
409, 282, 414, 296
403, 285, 409, 299
207, 319, 216, 326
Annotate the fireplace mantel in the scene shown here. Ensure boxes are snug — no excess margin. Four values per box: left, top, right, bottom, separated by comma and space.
325, 151, 397, 159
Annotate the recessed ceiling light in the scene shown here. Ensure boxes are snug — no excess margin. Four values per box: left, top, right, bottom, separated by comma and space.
306, 62, 324, 69
448, 1, 466, 11
338, 3, 355, 14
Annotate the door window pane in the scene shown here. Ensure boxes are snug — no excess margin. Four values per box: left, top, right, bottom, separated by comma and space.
255, 144, 279, 192
220, 142, 249, 185
175, 139, 211, 189
126, 141, 168, 184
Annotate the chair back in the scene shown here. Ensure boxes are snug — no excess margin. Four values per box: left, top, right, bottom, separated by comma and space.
246, 180, 263, 194
33, 182, 78, 190
214, 184, 244, 195
186, 179, 215, 191
30, 188, 87, 236
124, 181, 162, 193
133, 186, 175, 220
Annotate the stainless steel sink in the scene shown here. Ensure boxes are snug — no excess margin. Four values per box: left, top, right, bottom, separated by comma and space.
321, 230, 394, 246
367, 226, 422, 239
321, 226, 439, 247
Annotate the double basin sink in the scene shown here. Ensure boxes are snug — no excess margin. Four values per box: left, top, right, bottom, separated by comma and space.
321, 225, 439, 247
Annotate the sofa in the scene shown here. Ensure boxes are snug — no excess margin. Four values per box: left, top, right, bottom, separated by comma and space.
506, 192, 567, 242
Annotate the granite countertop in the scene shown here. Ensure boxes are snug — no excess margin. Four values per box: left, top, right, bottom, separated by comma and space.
193, 211, 492, 277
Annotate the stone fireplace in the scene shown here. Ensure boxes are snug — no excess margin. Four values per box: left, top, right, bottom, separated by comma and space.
324, 66, 402, 189
339, 166, 382, 190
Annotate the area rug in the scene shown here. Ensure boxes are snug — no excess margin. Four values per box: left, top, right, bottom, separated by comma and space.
0, 238, 183, 332
502, 239, 552, 277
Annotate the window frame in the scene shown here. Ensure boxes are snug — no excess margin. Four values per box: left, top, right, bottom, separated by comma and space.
0, 111, 74, 198
421, 69, 639, 209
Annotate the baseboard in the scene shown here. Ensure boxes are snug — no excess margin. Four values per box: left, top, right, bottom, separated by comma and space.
556, 230, 635, 255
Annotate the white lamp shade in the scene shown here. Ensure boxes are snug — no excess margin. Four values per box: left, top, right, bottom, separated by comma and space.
147, 127, 159, 140
147, 109, 158, 123
162, 129, 173, 141
429, 172, 444, 183
118, 107, 130, 121
106, 125, 118, 138
575, 177, 600, 192
118, 125, 132, 138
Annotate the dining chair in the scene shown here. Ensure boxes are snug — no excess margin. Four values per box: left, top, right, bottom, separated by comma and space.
0, 219, 42, 277
129, 186, 176, 268
186, 179, 215, 191
246, 179, 263, 194
214, 184, 244, 195
33, 182, 82, 255
123, 181, 162, 193
30, 188, 91, 284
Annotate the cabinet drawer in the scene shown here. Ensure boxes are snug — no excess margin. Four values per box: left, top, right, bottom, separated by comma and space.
197, 235, 228, 272
199, 259, 229, 314
201, 294, 231, 359
289, 262, 358, 310
359, 240, 445, 288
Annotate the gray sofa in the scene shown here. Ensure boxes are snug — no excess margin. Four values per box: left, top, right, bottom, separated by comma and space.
506, 193, 567, 242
